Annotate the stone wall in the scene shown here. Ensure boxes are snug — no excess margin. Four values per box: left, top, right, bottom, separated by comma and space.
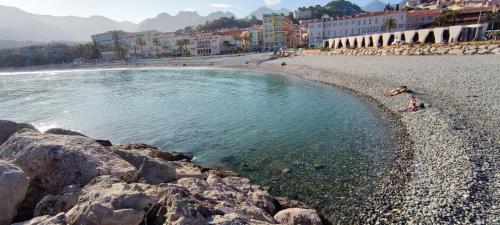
299, 43, 500, 56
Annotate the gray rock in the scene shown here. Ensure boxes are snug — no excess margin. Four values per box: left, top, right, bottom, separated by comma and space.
0, 131, 137, 220
448, 49, 464, 55
0, 120, 38, 145
274, 208, 323, 225
44, 128, 86, 137
0, 160, 29, 225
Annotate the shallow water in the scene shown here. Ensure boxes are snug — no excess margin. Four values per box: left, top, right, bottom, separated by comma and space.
0, 67, 395, 222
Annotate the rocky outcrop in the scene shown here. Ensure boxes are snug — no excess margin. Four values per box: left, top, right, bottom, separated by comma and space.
0, 120, 322, 225
0, 120, 37, 145
0, 129, 137, 221
308, 43, 500, 56
0, 160, 29, 225
274, 208, 322, 225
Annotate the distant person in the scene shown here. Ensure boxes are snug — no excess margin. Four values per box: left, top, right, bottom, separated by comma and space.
384, 85, 408, 97
399, 95, 418, 112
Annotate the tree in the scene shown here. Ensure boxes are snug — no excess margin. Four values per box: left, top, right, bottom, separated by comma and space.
152, 38, 161, 57
232, 35, 240, 46
433, 9, 461, 27
383, 18, 397, 32
135, 37, 145, 57
175, 39, 190, 56
240, 31, 250, 52
222, 40, 232, 53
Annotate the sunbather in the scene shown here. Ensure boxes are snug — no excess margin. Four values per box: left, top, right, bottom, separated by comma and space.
384, 85, 407, 97
399, 95, 418, 112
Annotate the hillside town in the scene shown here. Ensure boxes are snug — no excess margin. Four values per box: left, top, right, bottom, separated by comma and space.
0, 0, 499, 66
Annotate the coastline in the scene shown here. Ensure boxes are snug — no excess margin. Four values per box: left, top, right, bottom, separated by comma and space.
1, 53, 499, 223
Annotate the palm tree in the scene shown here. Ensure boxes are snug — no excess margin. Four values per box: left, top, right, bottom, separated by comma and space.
240, 32, 250, 52
383, 18, 397, 32
175, 39, 190, 56
223, 40, 232, 53
152, 38, 161, 57
232, 35, 240, 46
434, 9, 461, 27
135, 37, 145, 57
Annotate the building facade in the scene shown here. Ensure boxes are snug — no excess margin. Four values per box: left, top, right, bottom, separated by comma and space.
406, 9, 441, 30
263, 14, 294, 49
294, 9, 313, 20
247, 25, 264, 51
307, 11, 407, 47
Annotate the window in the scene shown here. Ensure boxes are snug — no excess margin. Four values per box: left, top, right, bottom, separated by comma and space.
358, 20, 361, 25
369, 19, 372, 24
363, 19, 366, 25
375, 18, 378, 24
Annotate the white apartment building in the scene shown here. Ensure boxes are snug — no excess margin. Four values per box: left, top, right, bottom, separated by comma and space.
307, 11, 407, 47
247, 25, 264, 51
119, 30, 160, 58
156, 32, 190, 55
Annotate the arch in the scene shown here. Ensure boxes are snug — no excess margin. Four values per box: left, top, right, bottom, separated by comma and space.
443, 30, 450, 43
382, 33, 391, 46
388, 34, 395, 46
371, 34, 382, 47
401, 33, 406, 43
364, 35, 371, 47
345, 39, 351, 48
348, 37, 356, 49
340, 38, 348, 49
413, 32, 420, 43
418, 29, 431, 44
323, 40, 330, 49
449, 25, 463, 42
433, 28, 446, 44
353, 39, 358, 48
334, 38, 341, 49
404, 30, 417, 44
338, 39, 344, 48
424, 31, 435, 44
356, 36, 364, 48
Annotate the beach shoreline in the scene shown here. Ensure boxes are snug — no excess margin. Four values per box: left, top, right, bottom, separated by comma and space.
2, 53, 498, 223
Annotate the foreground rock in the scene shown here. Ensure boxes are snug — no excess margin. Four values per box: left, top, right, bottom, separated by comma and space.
274, 208, 322, 225
0, 129, 138, 221
0, 160, 29, 225
0, 121, 321, 225
0, 120, 37, 145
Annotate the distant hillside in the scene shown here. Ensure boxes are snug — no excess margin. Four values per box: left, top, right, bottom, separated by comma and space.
137, 11, 235, 32
362, 0, 387, 12
0, 5, 137, 43
0, 40, 45, 49
248, 7, 292, 19
297, 0, 364, 19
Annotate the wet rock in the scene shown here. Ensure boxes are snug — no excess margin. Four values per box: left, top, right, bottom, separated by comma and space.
113, 143, 191, 161
44, 128, 86, 137
0, 130, 137, 220
0, 160, 29, 225
0, 120, 38, 145
95, 139, 112, 146
274, 208, 323, 225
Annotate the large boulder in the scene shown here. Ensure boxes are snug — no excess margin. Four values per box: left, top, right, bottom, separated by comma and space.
0, 130, 137, 220
0, 160, 29, 225
44, 128, 86, 137
112, 145, 203, 185
273, 208, 322, 225
0, 120, 38, 145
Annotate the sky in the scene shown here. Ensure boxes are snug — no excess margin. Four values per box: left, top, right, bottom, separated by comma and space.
0, 0, 396, 23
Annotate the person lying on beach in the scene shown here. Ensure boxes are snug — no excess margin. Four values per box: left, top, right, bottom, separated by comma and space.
399, 95, 418, 112
384, 85, 408, 97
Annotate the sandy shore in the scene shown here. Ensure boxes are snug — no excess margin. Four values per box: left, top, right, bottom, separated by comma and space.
2, 53, 499, 223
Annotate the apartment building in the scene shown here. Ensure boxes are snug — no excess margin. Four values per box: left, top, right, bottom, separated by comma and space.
92, 30, 161, 60
307, 11, 407, 47
247, 25, 264, 51
406, 9, 441, 30
263, 14, 294, 49
91, 31, 126, 60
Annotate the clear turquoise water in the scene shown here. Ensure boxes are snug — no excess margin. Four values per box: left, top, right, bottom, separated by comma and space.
0, 67, 394, 222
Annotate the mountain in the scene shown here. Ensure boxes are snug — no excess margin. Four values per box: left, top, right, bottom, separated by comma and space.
0, 5, 137, 43
247, 7, 292, 19
137, 11, 235, 32
0, 40, 45, 49
362, 0, 387, 12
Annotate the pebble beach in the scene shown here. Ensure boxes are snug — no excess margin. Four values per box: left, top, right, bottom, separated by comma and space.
2, 53, 499, 224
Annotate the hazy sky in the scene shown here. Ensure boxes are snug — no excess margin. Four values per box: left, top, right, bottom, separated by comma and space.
0, 0, 395, 23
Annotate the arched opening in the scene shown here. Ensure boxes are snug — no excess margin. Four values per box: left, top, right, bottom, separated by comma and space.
388, 34, 395, 46
443, 30, 450, 43
361, 39, 365, 48
324, 41, 330, 49
413, 33, 420, 44
424, 31, 435, 44
368, 37, 374, 47
346, 39, 351, 48
401, 33, 406, 44
353, 39, 358, 48
338, 41, 343, 48
377, 36, 383, 47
